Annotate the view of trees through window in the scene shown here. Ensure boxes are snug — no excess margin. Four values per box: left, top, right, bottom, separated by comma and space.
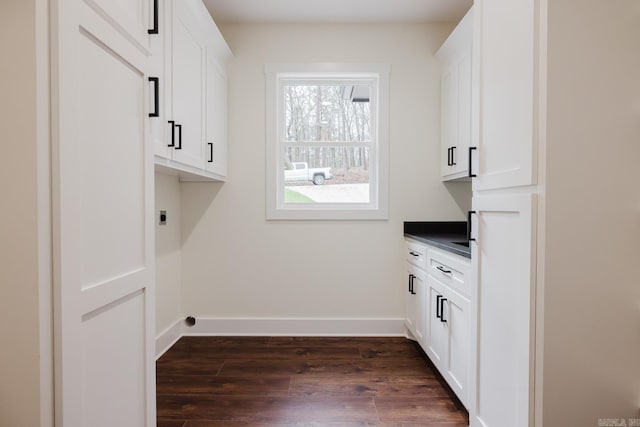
282, 83, 373, 203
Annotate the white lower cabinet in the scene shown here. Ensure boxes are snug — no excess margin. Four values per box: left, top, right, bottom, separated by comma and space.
427, 274, 470, 407
469, 193, 536, 427
404, 238, 471, 408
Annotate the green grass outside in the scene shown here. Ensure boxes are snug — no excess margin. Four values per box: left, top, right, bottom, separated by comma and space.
284, 188, 315, 203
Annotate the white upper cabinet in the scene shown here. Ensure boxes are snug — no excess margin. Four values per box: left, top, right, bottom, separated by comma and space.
437, 7, 473, 182
471, 0, 537, 191
204, 37, 229, 178
152, 0, 232, 181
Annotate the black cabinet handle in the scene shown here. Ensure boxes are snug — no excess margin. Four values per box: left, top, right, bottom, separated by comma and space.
167, 120, 175, 147
468, 146, 477, 178
451, 146, 456, 166
175, 124, 182, 150
148, 0, 158, 34
409, 251, 419, 257
468, 210, 476, 242
148, 77, 159, 117
447, 147, 452, 166
436, 265, 452, 274
208, 142, 213, 163
410, 275, 416, 295
440, 298, 448, 323
436, 295, 442, 319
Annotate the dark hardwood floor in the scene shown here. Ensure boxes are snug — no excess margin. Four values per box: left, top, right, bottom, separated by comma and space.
156, 336, 469, 426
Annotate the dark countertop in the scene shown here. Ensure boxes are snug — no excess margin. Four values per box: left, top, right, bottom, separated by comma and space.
404, 221, 471, 259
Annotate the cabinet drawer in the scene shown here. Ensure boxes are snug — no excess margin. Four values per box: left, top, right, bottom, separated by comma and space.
405, 240, 428, 269
427, 247, 471, 298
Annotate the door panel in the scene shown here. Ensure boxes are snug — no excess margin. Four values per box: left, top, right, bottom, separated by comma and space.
427, 277, 447, 369
446, 288, 470, 406
84, 0, 151, 52
53, 1, 155, 426
205, 56, 228, 177
473, 0, 537, 190
77, 31, 146, 288
171, 0, 205, 168
470, 193, 536, 427
81, 291, 146, 427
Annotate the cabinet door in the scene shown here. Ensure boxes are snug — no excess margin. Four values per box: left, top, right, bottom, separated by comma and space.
404, 267, 417, 337
53, 2, 155, 426
470, 193, 536, 427
444, 286, 470, 408
451, 49, 471, 177
426, 276, 448, 370
411, 267, 427, 345
204, 53, 228, 178
170, 0, 206, 168
472, 0, 537, 190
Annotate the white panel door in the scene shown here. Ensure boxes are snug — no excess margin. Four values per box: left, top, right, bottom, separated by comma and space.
52, 1, 155, 426
405, 267, 417, 337
472, 0, 537, 190
444, 285, 470, 408
170, 0, 205, 168
205, 53, 228, 178
426, 276, 447, 370
409, 266, 427, 345
469, 193, 536, 427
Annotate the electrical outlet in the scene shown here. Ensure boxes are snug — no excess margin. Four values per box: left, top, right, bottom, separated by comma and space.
159, 210, 167, 225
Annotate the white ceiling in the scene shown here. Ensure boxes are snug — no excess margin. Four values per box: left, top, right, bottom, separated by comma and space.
203, 0, 473, 24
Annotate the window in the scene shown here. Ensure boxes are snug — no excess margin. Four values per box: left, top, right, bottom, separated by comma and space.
265, 63, 390, 220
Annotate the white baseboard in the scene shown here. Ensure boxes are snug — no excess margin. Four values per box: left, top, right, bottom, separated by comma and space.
181, 317, 406, 337
155, 319, 183, 360
156, 317, 406, 358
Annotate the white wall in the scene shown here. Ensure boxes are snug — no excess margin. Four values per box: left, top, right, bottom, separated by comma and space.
155, 173, 183, 335
0, 0, 51, 425
542, 0, 640, 424
179, 23, 471, 327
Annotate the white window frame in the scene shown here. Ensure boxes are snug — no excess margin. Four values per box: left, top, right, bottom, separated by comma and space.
265, 63, 390, 220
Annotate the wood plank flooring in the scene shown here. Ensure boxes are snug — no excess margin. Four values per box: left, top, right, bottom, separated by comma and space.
156, 336, 469, 426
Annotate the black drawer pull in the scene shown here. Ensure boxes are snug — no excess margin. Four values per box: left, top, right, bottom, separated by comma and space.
436, 265, 452, 274
468, 146, 477, 178
148, 0, 158, 34
409, 251, 419, 257
148, 77, 159, 117
167, 120, 175, 147
208, 142, 213, 163
451, 146, 456, 166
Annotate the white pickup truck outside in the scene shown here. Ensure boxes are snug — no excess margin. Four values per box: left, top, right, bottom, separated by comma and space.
284, 162, 333, 185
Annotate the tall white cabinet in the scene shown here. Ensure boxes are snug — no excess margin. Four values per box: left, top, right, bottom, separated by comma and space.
468, 1, 541, 426
51, 0, 156, 425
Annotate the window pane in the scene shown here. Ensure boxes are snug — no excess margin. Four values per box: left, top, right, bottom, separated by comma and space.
283, 146, 370, 204
283, 84, 371, 143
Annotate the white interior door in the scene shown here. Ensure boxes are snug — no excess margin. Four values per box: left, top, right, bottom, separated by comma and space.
470, 193, 536, 427
52, 1, 155, 426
